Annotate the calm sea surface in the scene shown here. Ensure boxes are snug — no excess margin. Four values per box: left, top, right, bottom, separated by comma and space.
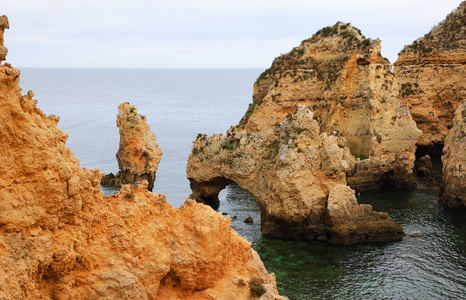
19, 68, 466, 299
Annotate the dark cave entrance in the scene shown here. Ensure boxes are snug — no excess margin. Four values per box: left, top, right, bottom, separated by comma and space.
414, 143, 444, 186
415, 143, 445, 158
217, 182, 262, 244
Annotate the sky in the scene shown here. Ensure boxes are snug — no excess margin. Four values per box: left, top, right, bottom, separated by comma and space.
2, 0, 463, 68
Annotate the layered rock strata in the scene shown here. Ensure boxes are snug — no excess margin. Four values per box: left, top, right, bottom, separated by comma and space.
237, 22, 421, 190
0, 15, 8, 61
101, 102, 162, 191
187, 106, 404, 244
441, 100, 466, 209
394, 1, 466, 154
0, 25, 283, 299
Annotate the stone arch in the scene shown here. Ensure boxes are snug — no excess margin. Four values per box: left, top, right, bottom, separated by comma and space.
187, 107, 406, 244
189, 176, 276, 238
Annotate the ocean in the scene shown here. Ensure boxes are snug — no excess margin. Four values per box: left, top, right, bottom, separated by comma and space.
19, 68, 466, 299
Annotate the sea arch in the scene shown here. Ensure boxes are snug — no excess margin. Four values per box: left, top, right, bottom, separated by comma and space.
186, 107, 405, 244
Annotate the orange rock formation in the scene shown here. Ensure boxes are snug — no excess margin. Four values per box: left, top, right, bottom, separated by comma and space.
0, 15, 8, 61
186, 23, 424, 243
0, 20, 284, 299
441, 100, 466, 209
238, 22, 421, 190
394, 1, 466, 153
102, 102, 162, 191
187, 106, 404, 244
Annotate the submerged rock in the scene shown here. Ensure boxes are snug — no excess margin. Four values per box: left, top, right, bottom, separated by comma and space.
244, 216, 254, 224
187, 106, 404, 244
394, 2, 466, 154
0, 22, 284, 299
238, 22, 421, 190
414, 154, 440, 186
415, 154, 433, 176
441, 100, 466, 209
101, 102, 162, 191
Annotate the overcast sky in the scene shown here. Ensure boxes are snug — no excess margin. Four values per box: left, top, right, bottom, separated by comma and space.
2, 0, 462, 68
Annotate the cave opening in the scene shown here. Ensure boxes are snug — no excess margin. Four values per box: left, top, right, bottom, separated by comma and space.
217, 182, 262, 245
415, 143, 445, 158
189, 177, 263, 243
414, 143, 444, 186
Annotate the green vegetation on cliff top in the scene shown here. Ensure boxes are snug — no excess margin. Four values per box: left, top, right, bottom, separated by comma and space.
401, 2, 465, 55
239, 22, 372, 129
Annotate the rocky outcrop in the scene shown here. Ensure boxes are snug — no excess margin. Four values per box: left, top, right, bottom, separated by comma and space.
188, 106, 404, 244
394, 1, 466, 153
0, 15, 8, 62
441, 100, 466, 209
0, 24, 284, 299
238, 22, 421, 190
101, 102, 162, 191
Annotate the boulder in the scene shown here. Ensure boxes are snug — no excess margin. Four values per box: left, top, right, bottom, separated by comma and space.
244, 217, 254, 224
413, 153, 442, 187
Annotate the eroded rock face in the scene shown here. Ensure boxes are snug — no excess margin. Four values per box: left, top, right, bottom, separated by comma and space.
441, 100, 466, 209
0, 15, 8, 61
187, 106, 404, 244
102, 102, 162, 191
394, 2, 466, 153
0, 26, 284, 299
238, 22, 421, 190
0, 67, 102, 233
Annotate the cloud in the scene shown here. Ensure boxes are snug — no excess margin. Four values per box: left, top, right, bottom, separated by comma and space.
2, 0, 462, 68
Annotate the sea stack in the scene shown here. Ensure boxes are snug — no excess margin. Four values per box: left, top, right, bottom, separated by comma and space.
187, 105, 405, 244
394, 1, 466, 155
441, 100, 466, 209
0, 18, 284, 299
102, 102, 162, 191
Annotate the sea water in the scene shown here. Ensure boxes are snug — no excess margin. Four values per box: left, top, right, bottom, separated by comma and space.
19, 68, 466, 299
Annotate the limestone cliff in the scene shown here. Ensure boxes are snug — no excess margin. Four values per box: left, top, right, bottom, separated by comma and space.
238, 22, 421, 190
0, 15, 8, 62
0, 25, 284, 299
102, 102, 162, 191
187, 106, 404, 244
441, 100, 466, 209
394, 1, 466, 153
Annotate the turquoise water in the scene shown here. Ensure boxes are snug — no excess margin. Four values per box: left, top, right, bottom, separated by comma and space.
220, 183, 466, 299
19, 68, 466, 299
